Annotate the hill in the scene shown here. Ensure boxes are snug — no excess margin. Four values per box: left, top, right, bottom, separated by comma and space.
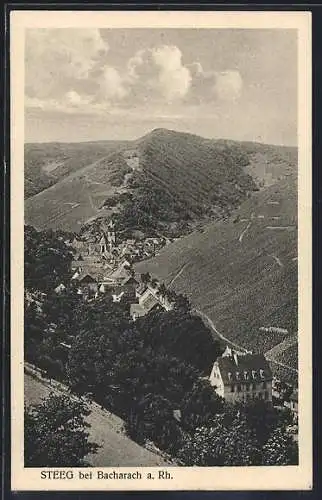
25, 140, 129, 198
24, 129, 296, 235
135, 172, 298, 383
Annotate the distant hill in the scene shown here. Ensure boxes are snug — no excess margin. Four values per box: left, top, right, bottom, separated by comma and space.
135, 172, 298, 383
25, 140, 129, 198
24, 128, 295, 235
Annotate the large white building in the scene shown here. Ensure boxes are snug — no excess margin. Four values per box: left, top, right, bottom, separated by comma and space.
209, 346, 273, 404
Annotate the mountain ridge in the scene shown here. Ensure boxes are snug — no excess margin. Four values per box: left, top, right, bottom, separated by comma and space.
25, 128, 296, 235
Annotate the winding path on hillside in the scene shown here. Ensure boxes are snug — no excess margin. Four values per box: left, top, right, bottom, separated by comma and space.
238, 221, 252, 243
167, 262, 190, 287
192, 309, 298, 374
192, 308, 250, 354
270, 254, 284, 268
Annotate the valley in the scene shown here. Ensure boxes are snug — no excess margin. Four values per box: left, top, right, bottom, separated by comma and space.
25, 129, 298, 383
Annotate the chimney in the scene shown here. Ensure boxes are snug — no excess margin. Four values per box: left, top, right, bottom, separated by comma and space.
233, 352, 239, 366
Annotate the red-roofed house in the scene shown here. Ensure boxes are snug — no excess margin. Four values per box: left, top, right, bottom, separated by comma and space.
209, 346, 273, 404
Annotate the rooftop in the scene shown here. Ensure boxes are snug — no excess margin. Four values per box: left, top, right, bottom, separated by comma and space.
217, 352, 272, 385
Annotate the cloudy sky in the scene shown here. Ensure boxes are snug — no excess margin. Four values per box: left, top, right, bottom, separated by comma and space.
25, 28, 297, 145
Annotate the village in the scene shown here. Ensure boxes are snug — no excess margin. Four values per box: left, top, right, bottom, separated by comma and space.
42, 220, 299, 430
51, 220, 175, 321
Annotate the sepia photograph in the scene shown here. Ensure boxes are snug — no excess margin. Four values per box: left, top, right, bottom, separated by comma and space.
10, 10, 312, 491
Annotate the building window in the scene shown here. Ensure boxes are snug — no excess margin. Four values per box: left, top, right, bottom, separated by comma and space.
230, 385, 234, 392
258, 392, 263, 400
237, 384, 242, 392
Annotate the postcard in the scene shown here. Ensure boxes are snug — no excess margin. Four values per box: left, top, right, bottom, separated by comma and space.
10, 10, 312, 491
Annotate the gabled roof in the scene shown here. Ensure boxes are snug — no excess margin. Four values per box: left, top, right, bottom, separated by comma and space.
217, 353, 272, 385
139, 292, 159, 313
108, 264, 136, 286
78, 273, 99, 284
76, 265, 105, 282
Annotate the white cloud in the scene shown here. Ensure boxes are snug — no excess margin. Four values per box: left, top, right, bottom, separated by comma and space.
25, 28, 108, 99
214, 71, 243, 101
127, 45, 192, 102
25, 32, 243, 117
65, 90, 93, 107
187, 63, 243, 103
99, 66, 128, 100
26, 91, 94, 114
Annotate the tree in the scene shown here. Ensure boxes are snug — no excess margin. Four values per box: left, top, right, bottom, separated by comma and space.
173, 293, 191, 313
126, 393, 184, 454
262, 427, 298, 465
24, 225, 74, 291
181, 379, 225, 431
136, 308, 222, 373
238, 399, 282, 446
41, 289, 82, 340
24, 393, 100, 467
178, 413, 259, 466
24, 299, 46, 363
140, 272, 151, 285
158, 283, 168, 299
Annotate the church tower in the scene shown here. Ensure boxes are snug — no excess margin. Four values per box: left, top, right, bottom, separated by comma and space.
107, 219, 116, 251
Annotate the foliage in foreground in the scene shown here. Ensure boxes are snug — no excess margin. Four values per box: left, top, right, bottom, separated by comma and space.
24, 226, 298, 467
25, 393, 100, 467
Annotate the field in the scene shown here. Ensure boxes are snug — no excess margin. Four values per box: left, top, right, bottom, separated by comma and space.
135, 173, 298, 383
24, 370, 170, 466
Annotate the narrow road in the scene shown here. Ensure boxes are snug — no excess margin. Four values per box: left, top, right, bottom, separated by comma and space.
270, 254, 283, 268
193, 310, 298, 374
239, 221, 252, 243
167, 262, 190, 287
192, 308, 250, 354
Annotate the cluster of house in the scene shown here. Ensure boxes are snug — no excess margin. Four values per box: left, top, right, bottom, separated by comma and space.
209, 346, 298, 422
54, 223, 175, 321
53, 223, 299, 421
72, 220, 171, 264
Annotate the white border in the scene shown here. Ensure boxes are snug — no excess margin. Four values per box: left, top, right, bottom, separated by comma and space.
10, 10, 312, 491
